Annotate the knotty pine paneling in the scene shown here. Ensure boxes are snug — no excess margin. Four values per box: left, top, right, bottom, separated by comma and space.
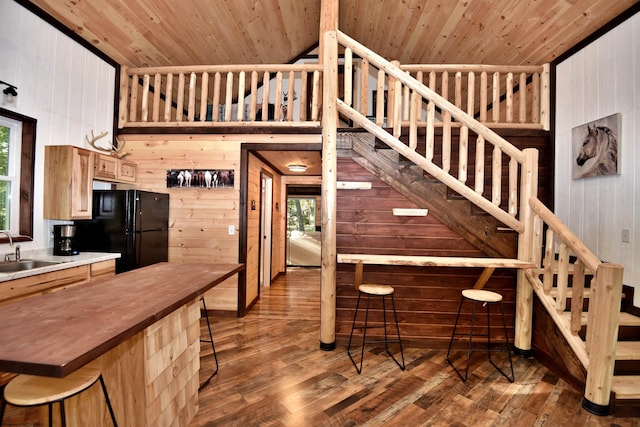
336, 158, 519, 347
119, 135, 241, 312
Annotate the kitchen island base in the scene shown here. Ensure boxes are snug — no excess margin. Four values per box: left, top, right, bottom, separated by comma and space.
0, 263, 244, 426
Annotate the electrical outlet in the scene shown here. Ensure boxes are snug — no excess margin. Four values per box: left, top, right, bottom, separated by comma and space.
228, 225, 235, 236
621, 228, 631, 243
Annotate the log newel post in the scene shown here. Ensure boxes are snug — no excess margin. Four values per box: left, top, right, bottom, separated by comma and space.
319, 29, 338, 351
118, 65, 129, 129
582, 262, 624, 415
514, 148, 538, 355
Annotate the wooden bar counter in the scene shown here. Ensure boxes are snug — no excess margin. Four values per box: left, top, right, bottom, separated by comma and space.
0, 262, 244, 426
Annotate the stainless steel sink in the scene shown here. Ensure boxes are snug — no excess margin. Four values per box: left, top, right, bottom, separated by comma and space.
0, 260, 62, 273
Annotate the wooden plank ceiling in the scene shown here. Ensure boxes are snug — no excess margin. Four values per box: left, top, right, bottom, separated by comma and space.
27, 0, 638, 68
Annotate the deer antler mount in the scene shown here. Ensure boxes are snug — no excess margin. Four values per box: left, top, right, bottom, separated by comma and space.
85, 130, 128, 159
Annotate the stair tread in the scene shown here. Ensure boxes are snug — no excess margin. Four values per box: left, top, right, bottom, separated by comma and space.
612, 376, 640, 399
620, 312, 640, 327
559, 311, 640, 327
616, 341, 640, 360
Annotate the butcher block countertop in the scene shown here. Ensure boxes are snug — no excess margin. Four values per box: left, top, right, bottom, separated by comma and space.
0, 262, 244, 377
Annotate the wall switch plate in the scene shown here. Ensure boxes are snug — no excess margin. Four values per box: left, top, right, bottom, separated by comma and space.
228, 225, 235, 236
621, 228, 631, 243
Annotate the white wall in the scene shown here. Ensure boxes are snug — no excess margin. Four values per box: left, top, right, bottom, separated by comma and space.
555, 12, 640, 305
0, 1, 115, 250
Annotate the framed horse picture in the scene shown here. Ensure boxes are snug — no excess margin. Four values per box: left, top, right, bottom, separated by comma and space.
166, 169, 235, 189
571, 113, 620, 179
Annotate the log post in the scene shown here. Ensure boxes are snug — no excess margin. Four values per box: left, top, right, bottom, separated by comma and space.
319, 0, 339, 351
118, 65, 129, 128
540, 63, 551, 130
514, 148, 538, 355
582, 262, 624, 415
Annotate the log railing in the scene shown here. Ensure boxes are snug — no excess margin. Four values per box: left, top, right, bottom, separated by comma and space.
525, 196, 623, 410
118, 64, 323, 128
349, 62, 549, 131
336, 30, 534, 232
118, 61, 549, 132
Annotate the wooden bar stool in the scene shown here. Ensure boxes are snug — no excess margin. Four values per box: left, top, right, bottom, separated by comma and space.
0, 359, 117, 426
199, 297, 219, 391
347, 262, 405, 374
446, 289, 514, 382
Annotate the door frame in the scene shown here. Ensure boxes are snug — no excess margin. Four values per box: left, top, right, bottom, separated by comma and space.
238, 141, 322, 316
259, 170, 273, 289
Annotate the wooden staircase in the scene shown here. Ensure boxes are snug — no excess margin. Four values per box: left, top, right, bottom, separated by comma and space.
328, 29, 638, 415
341, 132, 517, 258
341, 132, 640, 416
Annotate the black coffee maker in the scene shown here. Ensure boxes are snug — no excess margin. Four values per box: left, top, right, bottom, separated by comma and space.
53, 225, 79, 256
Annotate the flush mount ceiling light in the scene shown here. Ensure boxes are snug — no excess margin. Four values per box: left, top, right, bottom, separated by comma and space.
287, 164, 307, 173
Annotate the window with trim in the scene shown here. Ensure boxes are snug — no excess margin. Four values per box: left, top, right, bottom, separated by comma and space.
0, 108, 36, 243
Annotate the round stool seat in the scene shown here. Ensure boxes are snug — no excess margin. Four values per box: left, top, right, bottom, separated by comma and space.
358, 283, 394, 296
462, 289, 502, 303
4, 359, 102, 406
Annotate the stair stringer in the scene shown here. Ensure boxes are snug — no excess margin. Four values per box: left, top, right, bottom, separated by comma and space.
344, 132, 517, 258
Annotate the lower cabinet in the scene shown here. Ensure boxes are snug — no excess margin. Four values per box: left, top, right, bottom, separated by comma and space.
0, 260, 116, 306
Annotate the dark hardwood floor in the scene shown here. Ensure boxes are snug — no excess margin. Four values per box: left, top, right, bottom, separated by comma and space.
191, 268, 639, 426
2, 268, 638, 426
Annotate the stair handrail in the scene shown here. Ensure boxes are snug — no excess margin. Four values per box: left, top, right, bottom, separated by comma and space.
337, 31, 525, 162
527, 196, 624, 412
336, 30, 525, 232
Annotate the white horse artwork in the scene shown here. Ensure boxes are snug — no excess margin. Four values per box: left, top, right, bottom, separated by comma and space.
572, 114, 620, 179
183, 170, 192, 187
204, 170, 212, 188
177, 171, 185, 187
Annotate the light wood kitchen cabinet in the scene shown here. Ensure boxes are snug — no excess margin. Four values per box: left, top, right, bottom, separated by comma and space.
94, 153, 137, 183
43, 145, 94, 220
0, 259, 116, 306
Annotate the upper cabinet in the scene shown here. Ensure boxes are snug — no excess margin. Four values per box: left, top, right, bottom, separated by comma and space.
44, 146, 138, 220
44, 145, 94, 220
94, 153, 137, 183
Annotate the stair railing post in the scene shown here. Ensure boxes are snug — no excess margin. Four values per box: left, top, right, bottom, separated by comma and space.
582, 262, 624, 415
118, 65, 129, 129
514, 148, 538, 356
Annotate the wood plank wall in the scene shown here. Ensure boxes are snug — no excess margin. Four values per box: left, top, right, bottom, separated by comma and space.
336, 129, 552, 347
390, 128, 553, 212
118, 135, 241, 312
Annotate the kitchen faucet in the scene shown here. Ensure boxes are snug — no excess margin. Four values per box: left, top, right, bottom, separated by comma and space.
0, 231, 20, 261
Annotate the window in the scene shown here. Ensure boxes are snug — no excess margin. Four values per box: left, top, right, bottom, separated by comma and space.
0, 116, 22, 232
0, 108, 36, 243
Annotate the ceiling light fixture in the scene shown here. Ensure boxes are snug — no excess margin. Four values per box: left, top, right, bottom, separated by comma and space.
287, 164, 307, 173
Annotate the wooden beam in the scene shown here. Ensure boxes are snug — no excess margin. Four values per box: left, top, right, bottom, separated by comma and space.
319, 0, 339, 64
320, 29, 338, 350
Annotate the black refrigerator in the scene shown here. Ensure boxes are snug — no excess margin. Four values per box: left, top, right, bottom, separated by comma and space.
74, 190, 169, 273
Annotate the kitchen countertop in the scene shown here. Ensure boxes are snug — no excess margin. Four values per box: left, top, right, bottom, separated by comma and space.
0, 250, 121, 282
0, 262, 244, 377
